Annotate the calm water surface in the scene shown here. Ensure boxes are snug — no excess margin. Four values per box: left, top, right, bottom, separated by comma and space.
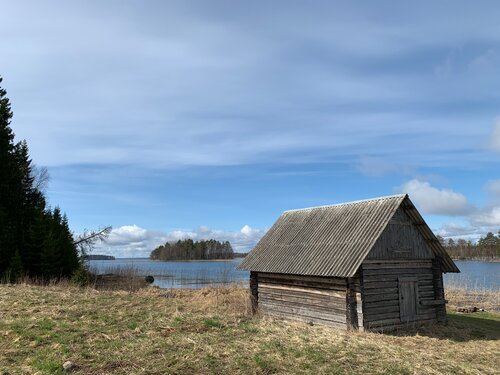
444, 260, 499, 291
88, 258, 499, 291
88, 258, 248, 288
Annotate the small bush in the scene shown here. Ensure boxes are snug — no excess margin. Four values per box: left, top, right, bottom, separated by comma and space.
71, 266, 90, 286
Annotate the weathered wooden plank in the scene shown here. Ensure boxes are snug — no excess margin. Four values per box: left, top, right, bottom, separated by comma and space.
259, 294, 345, 310
362, 274, 434, 283
258, 278, 347, 291
362, 287, 399, 296
362, 262, 432, 270
260, 302, 346, 324
258, 273, 347, 285
258, 283, 346, 298
362, 299, 400, 309
365, 312, 437, 328
259, 289, 345, 306
363, 259, 434, 264
419, 291, 435, 298
363, 268, 433, 276
369, 311, 437, 323
362, 281, 398, 289
418, 285, 435, 291
259, 283, 346, 297
363, 304, 400, 316
259, 291, 345, 306
367, 319, 436, 332
259, 299, 346, 317
259, 295, 346, 313
362, 293, 399, 303
258, 275, 344, 285
364, 311, 402, 321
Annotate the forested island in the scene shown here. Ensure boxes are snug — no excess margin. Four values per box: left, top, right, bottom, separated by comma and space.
85, 255, 116, 260
439, 231, 500, 260
150, 239, 234, 261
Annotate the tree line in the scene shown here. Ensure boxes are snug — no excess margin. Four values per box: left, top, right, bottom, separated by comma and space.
0, 77, 80, 281
437, 231, 500, 260
150, 239, 234, 261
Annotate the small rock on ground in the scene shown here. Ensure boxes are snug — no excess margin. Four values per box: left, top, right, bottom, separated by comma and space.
63, 361, 76, 372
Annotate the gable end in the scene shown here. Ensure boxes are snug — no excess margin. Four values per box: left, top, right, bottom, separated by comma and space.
367, 207, 434, 260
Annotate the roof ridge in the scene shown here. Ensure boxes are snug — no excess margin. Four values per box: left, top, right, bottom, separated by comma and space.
283, 194, 407, 213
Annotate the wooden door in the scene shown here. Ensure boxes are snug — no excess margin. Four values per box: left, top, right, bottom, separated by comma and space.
399, 277, 418, 322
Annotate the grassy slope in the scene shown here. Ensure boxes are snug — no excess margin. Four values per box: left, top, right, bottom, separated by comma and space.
0, 285, 499, 375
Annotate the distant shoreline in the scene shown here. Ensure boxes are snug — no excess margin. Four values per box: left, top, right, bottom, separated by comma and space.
150, 258, 245, 262
451, 258, 500, 263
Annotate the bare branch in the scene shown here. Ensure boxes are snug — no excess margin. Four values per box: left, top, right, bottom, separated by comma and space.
32, 165, 50, 192
74, 226, 112, 257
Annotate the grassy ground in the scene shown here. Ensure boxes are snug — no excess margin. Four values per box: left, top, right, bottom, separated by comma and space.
0, 284, 499, 375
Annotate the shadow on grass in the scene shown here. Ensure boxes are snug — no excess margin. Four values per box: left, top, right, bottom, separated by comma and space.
387, 312, 500, 342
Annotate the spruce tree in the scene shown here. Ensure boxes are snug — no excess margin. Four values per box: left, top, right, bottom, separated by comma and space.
0, 77, 80, 280
0, 76, 22, 274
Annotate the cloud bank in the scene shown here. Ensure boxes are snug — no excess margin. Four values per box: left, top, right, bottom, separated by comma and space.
2, 1, 499, 171
94, 224, 267, 258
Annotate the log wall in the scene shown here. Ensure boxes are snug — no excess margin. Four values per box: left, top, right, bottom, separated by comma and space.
361, 260, 439, 331
256, 272, 348, 328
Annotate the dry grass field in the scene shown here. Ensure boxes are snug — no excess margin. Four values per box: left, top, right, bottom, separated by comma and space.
0, 283, 499, 374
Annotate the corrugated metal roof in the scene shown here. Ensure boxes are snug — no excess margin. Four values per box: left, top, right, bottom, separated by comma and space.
238, 194, 459, 277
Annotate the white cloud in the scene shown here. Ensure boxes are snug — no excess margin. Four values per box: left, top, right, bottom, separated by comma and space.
471, 207, 500, 227
400, 179, 474, 216
436, 223, 481, 240
490, 119, 500, 152
431, 180, 500, 240
93, 224, 267, 258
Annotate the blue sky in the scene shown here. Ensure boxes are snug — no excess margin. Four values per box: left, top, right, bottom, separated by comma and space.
1, 1, 499, 257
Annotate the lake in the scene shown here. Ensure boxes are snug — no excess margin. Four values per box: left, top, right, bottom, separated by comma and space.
88, 258, 499, 291
444, 260, 499, 291
88, 258, 248, 289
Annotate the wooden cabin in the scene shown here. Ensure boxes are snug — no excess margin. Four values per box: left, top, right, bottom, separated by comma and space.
238, 194, 459, 331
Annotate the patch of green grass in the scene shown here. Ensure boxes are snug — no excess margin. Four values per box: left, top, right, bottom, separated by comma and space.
254, 353, 278, 374
38, 318, 55, 331
172, 316, 185, 327
446, 311, 500, 340
31, 356, 63, 374
127, 319, 138, 330
203, 317, 225, 329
